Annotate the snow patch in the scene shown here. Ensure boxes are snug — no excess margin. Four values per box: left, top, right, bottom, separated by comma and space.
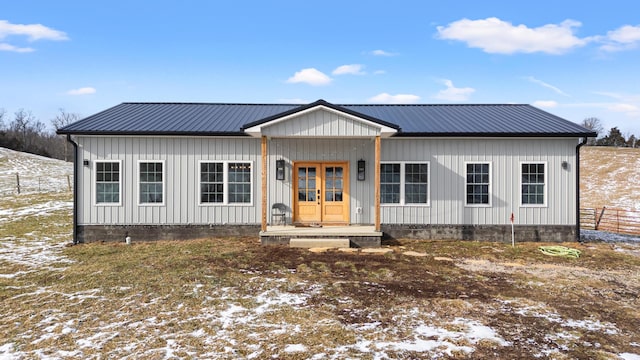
284, 344, 307, 353
620, 353, 640, 360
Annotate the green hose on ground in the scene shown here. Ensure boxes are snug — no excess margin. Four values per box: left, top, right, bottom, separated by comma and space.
538, 246, 581, 258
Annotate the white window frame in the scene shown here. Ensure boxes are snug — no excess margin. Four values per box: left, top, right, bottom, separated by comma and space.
520, 161, 548, 208
137, 160, 166, 206
464, 161, 492, 207
198, 160, 253, 206
94, 160, 122, 206
380, 161, 430, 206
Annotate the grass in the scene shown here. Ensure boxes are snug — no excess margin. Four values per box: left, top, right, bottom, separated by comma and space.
581, 146, 640, 210
3, 233, 639, 358
1, 149, 640, 358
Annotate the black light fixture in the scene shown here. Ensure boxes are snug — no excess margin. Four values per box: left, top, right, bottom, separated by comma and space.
561, 161, 568, 170
276, 159, 285, 180
83, 159, 90, 166
357, 159, 366, 181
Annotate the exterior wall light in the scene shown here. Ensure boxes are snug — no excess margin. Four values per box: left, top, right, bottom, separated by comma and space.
276, 159, 285, 180
357, 159, 366, 181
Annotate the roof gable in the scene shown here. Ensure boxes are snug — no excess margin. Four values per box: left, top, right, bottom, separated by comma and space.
243, 100, 398, 138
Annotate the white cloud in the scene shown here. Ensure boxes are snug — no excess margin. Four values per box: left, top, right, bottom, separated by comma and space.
0, 42, 34, 53
600, 24, 640, 51
332, 64, 365, 75
370, 49, 397, 56
368, 93, 420, 104
0, 20, 68, 41
434, 79, 475, 101
532, 100, 558, 108
436, 17, 591, 54
525, 76, 569, 97
0, 20, 67, 53
286, 68, 332, 86
67, 87, 96, 95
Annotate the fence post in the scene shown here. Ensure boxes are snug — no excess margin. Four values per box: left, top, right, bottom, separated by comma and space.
67, 175, 72, 192
595, 207, 606, 230
16, 173, 20, 194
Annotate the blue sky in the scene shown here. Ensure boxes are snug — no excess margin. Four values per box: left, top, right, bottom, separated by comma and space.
1, 0, 640, 136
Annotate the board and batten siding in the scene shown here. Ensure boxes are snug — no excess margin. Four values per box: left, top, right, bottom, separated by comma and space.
380, 138, 578, 226
76, 135, 578, 228
76, 136, 262, 226
260, 109, 381, 137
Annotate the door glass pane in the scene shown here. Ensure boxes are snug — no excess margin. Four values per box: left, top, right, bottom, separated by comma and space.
324, 166, 343, 203
298, 166, 318, 202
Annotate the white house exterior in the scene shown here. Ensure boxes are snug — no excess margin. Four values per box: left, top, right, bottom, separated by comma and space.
58, 100, 596, 245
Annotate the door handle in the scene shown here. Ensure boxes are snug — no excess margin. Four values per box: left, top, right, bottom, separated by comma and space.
317, 189, 321, 204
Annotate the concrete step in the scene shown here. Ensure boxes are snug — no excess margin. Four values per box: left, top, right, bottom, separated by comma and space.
289, 238, 350, 248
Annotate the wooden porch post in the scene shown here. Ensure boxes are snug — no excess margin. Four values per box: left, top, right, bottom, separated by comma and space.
261, 136, 267, 232
374, 136, 381, 231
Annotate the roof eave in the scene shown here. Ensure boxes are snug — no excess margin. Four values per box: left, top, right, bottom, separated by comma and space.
392, 132, 598, 138
55, 130, 250, 137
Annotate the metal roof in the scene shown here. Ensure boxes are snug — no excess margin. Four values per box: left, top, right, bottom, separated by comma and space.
57, 100, 596, 137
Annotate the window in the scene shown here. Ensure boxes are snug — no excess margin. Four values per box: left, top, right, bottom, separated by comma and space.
380, 163, 400, 204
95, 160, 121, 205
200, 162, 224, 203
405, 163, 428, 204
521, 163, 546, 206
139, 161, 164, 204
466, 162, 491, 206
380, 162, 429, 205
199, 161, 253, 205
228, 162, 251, 203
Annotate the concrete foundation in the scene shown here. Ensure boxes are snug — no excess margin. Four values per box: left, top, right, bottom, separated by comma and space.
77, 224, 261, 243
77, 224, 576, 244
381, 224, 576, 243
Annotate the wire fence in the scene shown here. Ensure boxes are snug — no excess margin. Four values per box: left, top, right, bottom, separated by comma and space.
580, 207, 640, 236
0, 173, 73, 195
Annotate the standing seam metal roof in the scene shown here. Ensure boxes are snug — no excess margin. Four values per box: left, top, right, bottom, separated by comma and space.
57, 100, 596, 137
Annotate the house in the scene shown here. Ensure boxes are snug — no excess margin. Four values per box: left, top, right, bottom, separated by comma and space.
57, 99, 596, 246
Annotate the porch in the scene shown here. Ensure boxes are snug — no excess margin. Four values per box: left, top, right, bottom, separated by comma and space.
260, 225, 382, 248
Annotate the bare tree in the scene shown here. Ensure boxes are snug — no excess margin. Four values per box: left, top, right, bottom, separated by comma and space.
0, 108, 6, 130
51, 108, 80, 130
51, 108, 80, 161
580, 117, 603, 145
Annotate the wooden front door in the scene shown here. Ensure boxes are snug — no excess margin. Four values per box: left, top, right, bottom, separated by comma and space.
293, 162, 349, 225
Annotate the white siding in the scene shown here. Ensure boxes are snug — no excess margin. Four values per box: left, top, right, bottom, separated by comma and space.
261, 109, 380, 137
381, 138, 577, 226
76, 135, 578, 227
77, 136, 261, 225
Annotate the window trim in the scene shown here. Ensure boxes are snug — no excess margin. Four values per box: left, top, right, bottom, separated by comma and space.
380, 161, 430, 207
198, 160, 254, 206
94, 159, 122, 206
519, 161, 548, 208
137, 160, 166, 206
464, 161, 492, 208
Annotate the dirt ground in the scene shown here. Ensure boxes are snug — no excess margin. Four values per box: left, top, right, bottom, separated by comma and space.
216, 239, 640, 358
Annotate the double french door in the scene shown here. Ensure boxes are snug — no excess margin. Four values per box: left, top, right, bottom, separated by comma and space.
293, 162, 349, 224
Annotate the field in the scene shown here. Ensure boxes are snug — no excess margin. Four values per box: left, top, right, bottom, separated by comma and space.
1, 147, 640, 359
581, 146, 640, 211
